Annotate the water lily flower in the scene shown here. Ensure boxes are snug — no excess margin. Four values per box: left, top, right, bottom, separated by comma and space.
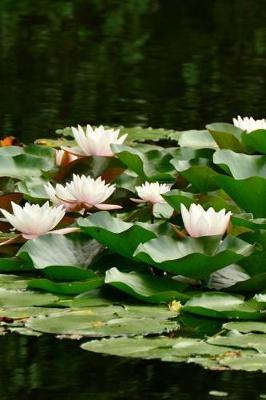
131, 182, 171, 204
233, 116, 266, 132
208, 264, 250, 290
55, 149, 79, 167
63, 124, 127, 157
45, 174, 122, 211
180, 203, 231, 237
0, 202, 66, 239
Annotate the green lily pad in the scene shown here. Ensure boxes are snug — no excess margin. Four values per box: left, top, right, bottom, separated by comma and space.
0, 288, 58, 308
112, 144, 176, 182
78, 212, 157, 258
134, 235, 253, 279
213, 150, 266, 179
163, 189, 194, 212
171, 158, 220, 192
18, 234, 102, 270
241, 129, 266, 154
223, 321, 266, 333
216, 176, 266, 218
0, 274, 30, 290
0, 306, 66, 319
105, 267, 189, 303
184, 292, 262, 320
177, 130, 217, 149
206, 123, 245, 152
27, 277, 104, 295
208, 332, 266, 353
26, 308, 179, 337
220, 353, 266, 372
0, 258, 34, 272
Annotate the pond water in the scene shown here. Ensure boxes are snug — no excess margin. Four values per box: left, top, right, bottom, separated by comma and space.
1, 0, 266, 142
1, 334, 266, 400
1, 0, 266, 398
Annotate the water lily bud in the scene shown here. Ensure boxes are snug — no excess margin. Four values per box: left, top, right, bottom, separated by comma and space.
180, 203, 231, 238
233, 116, 266, 132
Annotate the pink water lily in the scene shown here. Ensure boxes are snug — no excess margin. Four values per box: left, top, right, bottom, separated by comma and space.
180, 203, 231, 238
63, 124, 127, 157
0, 202, 68, 239
131, 182, 171, 204
45, 174, 122, 211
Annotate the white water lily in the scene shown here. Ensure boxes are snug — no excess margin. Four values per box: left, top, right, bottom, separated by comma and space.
233, 116, 266, 132
180, 203, 231, 238
0, 202, 65, 239
131, 182, 171, 204
55, 149, 78, 166
45, 174, 122, 211
64, 124, 127, 157
208, 264, 250, 290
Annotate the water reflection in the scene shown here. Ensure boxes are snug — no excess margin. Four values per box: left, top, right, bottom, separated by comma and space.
0, 0, 266, 141
0, 334, 265, 400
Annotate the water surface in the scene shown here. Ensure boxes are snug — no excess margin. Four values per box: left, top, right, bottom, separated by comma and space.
0, 0, 266, 141
0, 334, 265, 400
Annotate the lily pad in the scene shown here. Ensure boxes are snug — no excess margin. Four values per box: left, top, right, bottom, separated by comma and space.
216, 176, 266, 218
206, 123, 245, 152
213, 150, 266, 179
78, 212, 157, 258
223, 321, 266, 333
0, 288, 58, 307
105, 267, 189, 303
184, 292, 262, 320
18, 234, 102, 270
134, 235, 253, 279
27, 277, 104, 295
208, 332, 266, 353
26, 308, 179, 337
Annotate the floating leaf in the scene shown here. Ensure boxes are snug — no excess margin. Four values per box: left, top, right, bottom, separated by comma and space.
27, 277, 104, 295
223, 321, 266, 333
208, 332, 266, 353
171, 158, 220, 192
206, 123, 245, 152
163, 189, 194, 212
112, 144, 176, 182
220, 353, 266, 372
18, 234, 102, 270
105, 268, 189, 303
241, 129, 266, 154
177, 130, 217, 149
135, 235, 253, 279
184, 293, 262, 320
26, 308, 179, 337
0, 288, 58, 307
213, 150, 266, 179
216, 176, 266, 218
78, 212, 157, 258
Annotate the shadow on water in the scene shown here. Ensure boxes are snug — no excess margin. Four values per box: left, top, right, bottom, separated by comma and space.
0, 334, 265, 400
0, 0, 266, 141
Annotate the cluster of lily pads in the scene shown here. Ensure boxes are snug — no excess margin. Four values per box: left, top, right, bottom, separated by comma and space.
0, 116, 266, 372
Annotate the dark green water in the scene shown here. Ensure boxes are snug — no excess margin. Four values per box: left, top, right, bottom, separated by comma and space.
1, 1, 266, 398
1, 334, 265, 400
1, 0, 266, 142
